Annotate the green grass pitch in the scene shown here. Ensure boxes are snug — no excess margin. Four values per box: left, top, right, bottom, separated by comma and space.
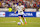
0, 17, 40, 27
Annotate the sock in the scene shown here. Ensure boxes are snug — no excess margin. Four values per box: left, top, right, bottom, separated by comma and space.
24, 19, 26, 22
20, 19, 23, 23
23, 17, 26, 22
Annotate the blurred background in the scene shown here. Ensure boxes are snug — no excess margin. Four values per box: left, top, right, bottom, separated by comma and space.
0, 0, 40, 12
0, 0, 40, 27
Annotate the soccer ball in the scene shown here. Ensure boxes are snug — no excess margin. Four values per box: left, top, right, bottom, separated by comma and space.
17, 22, 21, 25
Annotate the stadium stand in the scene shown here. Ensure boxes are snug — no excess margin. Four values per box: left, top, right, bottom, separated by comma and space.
0, 0, 40, 12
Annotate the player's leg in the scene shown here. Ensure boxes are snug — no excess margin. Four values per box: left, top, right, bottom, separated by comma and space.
18, 15, 24, 25
23, 17, 27, 24
22, 15, 27, 24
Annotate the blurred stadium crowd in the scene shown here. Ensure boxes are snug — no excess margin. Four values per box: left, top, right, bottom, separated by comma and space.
0, 0, 40, 11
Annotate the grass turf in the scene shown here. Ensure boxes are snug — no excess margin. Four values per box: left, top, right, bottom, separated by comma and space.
0, 17, 40, 27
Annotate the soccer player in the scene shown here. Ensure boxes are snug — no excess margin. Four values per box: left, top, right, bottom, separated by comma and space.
16, 2, 27, 25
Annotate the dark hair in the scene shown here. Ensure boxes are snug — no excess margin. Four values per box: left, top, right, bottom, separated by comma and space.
18, 2, 22, 3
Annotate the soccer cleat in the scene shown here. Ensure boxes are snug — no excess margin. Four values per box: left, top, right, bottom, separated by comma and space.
22, 23, 24, 25
25, 22, 27, 24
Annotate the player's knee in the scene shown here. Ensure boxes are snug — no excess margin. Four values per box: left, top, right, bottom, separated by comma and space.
23, 17, 24, 19
18, 16, 21, 19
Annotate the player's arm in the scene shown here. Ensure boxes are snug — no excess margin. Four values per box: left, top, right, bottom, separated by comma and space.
14, 6, 18, 14
22, 6, 25, 11
22, 7, 25, 10
15, 8, 16, 14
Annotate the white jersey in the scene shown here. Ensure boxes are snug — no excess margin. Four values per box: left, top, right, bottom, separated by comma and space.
16, 5, 24, 15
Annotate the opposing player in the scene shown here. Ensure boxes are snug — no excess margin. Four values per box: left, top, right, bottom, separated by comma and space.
16, 2, 27, 25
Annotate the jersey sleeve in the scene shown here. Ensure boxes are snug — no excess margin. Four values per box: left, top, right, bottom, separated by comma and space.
22, 5, 24, 8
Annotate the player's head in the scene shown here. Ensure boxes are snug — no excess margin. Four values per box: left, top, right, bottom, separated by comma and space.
18, 2, 22, 6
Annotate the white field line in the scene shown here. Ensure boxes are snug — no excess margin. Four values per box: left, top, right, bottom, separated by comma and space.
0, 21, 40, 24
0, 21, 16, 23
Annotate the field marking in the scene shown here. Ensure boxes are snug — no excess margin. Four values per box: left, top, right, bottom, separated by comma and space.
0, 22, 40, 24
0, 21, 16, 23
